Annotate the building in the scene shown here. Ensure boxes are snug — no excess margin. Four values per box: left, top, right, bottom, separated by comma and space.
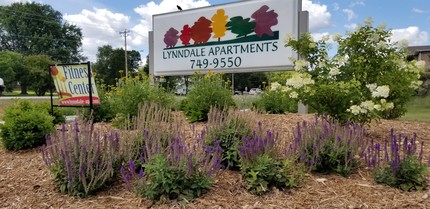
408, 45, 430, 69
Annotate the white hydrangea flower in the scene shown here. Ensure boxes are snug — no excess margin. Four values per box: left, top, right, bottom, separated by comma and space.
366, 83, 378, 92
415, 60, 426, 69
309, 42, 317, 49
281, 86, 291, 92
286, 73, 315, 89
384, 102, 394, 110
332, 33, 342, 42
347, 105, 361, 115
372, 85, 390, 98
377, 22, 387, 31
376, 41, 387, 50
318, 62, 327, 68
374, 104, 382, 111
289, 91, 299, 99
409, 80, 423, 89
364, 17, 374, 26
322, 35, 330, 41
294, 60, 309, 71
360, 108, 368, 114
397, 39, 409, 50
285, 33, 295, 43
270, 82, 281, 91
360, 100, 375, 111
329, 68, 341, 76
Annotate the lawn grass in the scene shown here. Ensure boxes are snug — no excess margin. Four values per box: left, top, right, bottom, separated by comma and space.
400, 96, 430, 122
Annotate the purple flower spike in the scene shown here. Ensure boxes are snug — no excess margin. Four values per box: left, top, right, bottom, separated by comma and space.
139, 168, 144, 177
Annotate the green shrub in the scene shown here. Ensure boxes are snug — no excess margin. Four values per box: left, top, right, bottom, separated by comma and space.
110, 75, 174, 126
239, 128, 304, 195
292, 116, 367, 176
254, 85, 298, 114
181, 72, 235, 122
83, 82, 115, 123
206, 107, 254, 170
285, 19, 424, 124
121, 133, 223, 201
41, 119, 122, 196
0, 100, 54, 150
34, 102, 66, 125
367, 131, 428, 191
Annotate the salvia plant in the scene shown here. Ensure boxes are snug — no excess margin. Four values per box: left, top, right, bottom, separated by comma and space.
120, 128, 223, 201
366, 129, 429, 191
289, 115, 367, 176
238, 122, 305, 195
41, 119, 122, 196
205, 107, 254, 170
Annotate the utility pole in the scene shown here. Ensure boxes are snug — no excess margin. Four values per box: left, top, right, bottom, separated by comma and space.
119, 29, 130, 78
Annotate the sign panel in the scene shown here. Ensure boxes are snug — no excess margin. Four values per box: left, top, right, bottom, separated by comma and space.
152, 0, 300, 76
50, 63, 100, 106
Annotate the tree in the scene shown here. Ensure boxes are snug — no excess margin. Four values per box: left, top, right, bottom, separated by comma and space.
0, 51, 22, 91
211, 9, 228, 42
179, 25, 192, 46
164, 27, 179, 48
226, 16, 256, 38
93, 45, 141, 86
0, 2, 84, 62
23, 55, 54, 96
191, 17, 212, 45
251, 5, 278, 37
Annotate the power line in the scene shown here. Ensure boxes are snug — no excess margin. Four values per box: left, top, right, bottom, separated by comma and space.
119, 29, 130, 78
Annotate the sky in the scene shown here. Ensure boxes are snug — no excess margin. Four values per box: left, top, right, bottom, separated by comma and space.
1, 0, 429, 63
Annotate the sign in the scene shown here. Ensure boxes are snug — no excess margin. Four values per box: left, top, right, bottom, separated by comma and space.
152, 0, 300, 76
50, 63, 100, 106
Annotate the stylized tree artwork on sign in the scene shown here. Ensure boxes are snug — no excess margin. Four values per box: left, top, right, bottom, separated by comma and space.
211, 9, 228, 42
164, 27, 179, 48
191, 16, 212, 45
180, 24, 192, 46
226, 16, 256, 38
251, 5, 278, 37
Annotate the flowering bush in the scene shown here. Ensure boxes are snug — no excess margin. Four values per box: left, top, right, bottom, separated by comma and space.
205, 107, 254, 170
238, 122, 305, 195
109, 73, 174, 127
284, 19, 424, 124
121, 131, 223, 201
41, 120, 122, 196
288, 115, 367, 176
181, 71, 235, 122
254, 82, 298, 114
366, 129, 428, 191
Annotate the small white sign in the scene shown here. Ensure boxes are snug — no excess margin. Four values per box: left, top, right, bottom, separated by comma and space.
152, 0, 300, 76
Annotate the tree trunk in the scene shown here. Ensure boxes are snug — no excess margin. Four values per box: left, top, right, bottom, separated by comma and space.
20, 85, 28, 95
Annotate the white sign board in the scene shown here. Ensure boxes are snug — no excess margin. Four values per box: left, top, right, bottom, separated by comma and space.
152, 0, 300, 76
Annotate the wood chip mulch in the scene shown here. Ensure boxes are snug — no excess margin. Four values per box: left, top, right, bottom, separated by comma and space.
1, 113, 430, 209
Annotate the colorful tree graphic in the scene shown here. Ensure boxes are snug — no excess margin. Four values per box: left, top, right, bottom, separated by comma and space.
191, 16, 212, 45
179, 24, 192, 46
251, 5, 278, 37
226, 16, 256, 38
164, 27, 179, 48
211, 9, 228, 42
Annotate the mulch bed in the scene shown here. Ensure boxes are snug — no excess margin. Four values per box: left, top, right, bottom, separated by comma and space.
1, 113, 430, 209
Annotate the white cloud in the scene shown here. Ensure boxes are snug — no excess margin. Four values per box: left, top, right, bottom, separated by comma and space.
333, 3, 340, 11
303, 0, 332, 32
391, 27, 428, 46
412, 8, 426, 14
342, 9, 356, 21
350, 1, 365, 7
344, 23, 358, 31
64, 8, 131, 61
0, 0, 29, 6
311, 32, 330, 41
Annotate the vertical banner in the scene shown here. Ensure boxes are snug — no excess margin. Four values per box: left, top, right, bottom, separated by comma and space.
50, 63, 100, 106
